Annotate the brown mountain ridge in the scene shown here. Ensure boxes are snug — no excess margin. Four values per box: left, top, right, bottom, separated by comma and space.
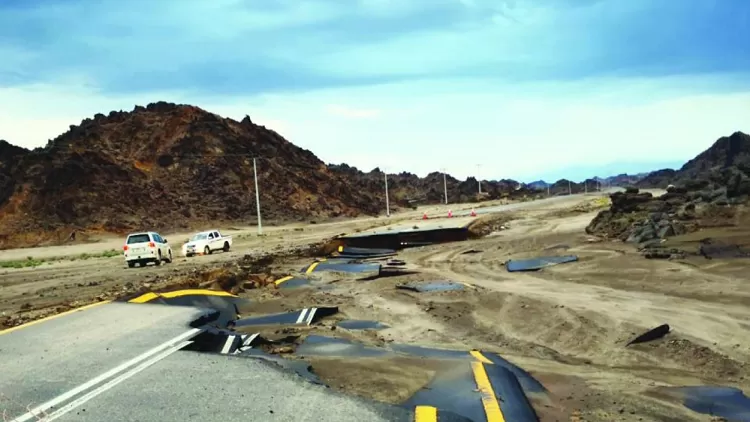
0, 102, 539, 249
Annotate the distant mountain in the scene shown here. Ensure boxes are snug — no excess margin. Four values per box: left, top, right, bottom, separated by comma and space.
527, 172, 651, 191
329, 165, 537, 207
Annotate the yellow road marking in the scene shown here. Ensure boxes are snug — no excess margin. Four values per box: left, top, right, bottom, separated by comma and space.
471, 361, 506, 422
0, 300, 111, 336
128, 292, 161, 303
414, 405, 438, 422
305, 262, 320, 274
128, 289, 236, 304
274, 275, 294, 286
160, 289, 236, 299
470, 350, 493, 364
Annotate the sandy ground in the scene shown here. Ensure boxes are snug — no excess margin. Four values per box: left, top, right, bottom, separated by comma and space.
3, 189, 742, 421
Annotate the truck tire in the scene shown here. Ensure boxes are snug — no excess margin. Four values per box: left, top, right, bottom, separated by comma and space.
204, 246, 210, 255
127, 261, 135, 268
223, 242, 230, 252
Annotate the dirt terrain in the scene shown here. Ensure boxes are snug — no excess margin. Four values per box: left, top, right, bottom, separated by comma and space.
2, 192, 748, 421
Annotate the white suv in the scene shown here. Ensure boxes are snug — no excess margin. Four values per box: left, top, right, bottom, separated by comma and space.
123, 231, 173, 268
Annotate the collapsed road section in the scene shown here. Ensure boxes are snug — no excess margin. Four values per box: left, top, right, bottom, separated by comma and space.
338, 218, 474, 250
0, 297, 470, 422
117, 288, 541, 422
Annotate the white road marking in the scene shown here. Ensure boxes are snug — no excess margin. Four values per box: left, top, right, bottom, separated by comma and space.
306, 308, 318, 325
220, 335, 236, 354
242, 333, 259, 347
10, 327, 202, 422
234, 333, 261, 354
43, 340, 193, 421
295, 308, 309, 324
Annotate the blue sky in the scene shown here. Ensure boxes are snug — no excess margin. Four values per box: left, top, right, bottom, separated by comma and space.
1, 0, 749, 182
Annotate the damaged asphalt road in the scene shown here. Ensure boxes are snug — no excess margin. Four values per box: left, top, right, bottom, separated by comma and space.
4, 193, 750, 422
0, 301, 452, 422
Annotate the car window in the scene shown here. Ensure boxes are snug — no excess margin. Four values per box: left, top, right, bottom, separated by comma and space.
127, 234, 150, 244
213, 231, 220, 238
208, 233, 214, 239
153, 234, 163, 243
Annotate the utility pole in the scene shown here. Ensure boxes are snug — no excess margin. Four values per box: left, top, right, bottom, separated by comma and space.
568, 180, 572, 195
442, 169, 448, 204
384, 171, 390, 217
477, 164, 482, 194
253, 157, 263, 235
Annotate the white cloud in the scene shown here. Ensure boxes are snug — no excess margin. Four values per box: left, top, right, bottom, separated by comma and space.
1, 74, 748, 182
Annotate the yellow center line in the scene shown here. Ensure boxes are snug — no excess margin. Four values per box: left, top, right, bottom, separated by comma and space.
128, 289, 237, 304
470, 350, 493, 364
471, 361, 506, 422
414, 405, 437, 422
305, 262, 320, 274
160, 289, 236, 299
0, 300, 111, 336
128, 292, 161, 303
273, 275, 294, 286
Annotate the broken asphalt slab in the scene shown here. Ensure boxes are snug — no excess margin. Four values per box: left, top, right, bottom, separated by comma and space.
395, 281, 470, 293
505, 255, 578, 272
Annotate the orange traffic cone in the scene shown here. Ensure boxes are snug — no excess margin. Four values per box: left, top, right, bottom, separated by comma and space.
422, 212, 429, 220
470, 208, 477, 217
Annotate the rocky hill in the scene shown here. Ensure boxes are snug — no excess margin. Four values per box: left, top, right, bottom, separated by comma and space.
637, 131, 750, 195
0, 102, 537, 249
587, 131, 750, 244
330, 165, 541, 207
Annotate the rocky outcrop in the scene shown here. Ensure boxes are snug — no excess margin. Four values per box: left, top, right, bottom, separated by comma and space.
585, 186, 730, 244
589, 132, 750, 246
637, 132, 750, 197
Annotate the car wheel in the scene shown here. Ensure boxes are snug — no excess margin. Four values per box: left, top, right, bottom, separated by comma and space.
204, 246, 210, 255
127, 261, 135, 268
223, 242, 230, 252
166, 250, 173, 263
155, 251, 162, 266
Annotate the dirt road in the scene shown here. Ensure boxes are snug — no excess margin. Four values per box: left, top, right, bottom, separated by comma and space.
0, 193, 598, 322
236, 196, 749, 421
4, 190, 743, 421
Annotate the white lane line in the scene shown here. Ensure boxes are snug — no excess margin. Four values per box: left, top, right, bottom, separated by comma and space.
44, 340, 193, 421
305, 308, 318, 325
295, 308, 309, 324
234, 333, 260, 354
10, 327, 203, 422
242, 333, 259, 347
220, 335, 236, 354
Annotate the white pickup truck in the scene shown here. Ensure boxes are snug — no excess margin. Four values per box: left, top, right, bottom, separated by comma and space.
181, 229, 233, 257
